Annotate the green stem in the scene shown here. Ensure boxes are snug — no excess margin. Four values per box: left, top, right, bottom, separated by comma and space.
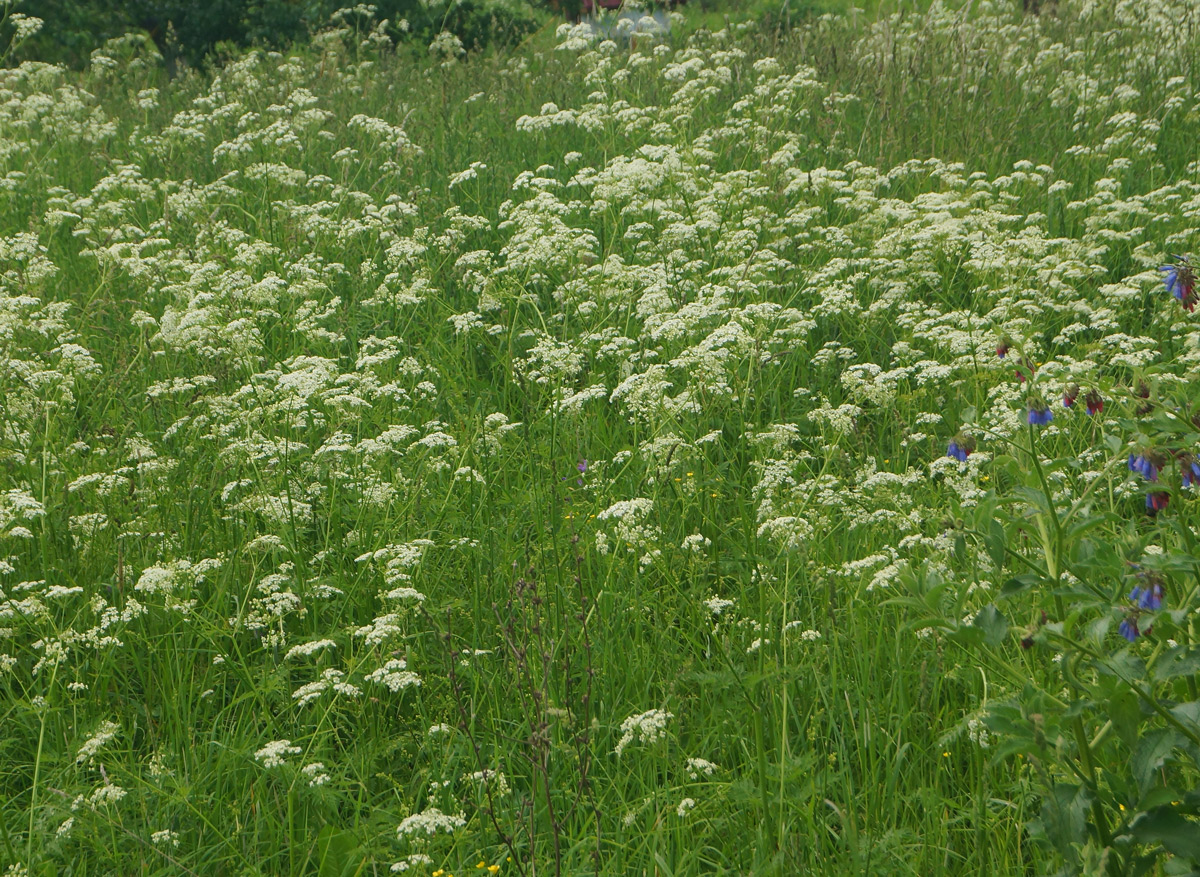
1072, 716, 1110, 845
27, 662, 58, 868
1027, 421, 1067, 620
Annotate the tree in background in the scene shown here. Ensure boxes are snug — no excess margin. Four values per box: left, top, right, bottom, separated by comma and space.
8, 0, 545, 68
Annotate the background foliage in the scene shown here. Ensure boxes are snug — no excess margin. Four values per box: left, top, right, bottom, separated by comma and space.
13, 0, 545, 67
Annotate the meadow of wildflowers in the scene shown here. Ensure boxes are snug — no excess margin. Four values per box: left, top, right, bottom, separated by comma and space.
1, 0, 1199, 874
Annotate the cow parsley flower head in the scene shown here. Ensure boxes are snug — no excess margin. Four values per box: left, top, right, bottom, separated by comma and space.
615, 708, 673, 756
396, 807, 466, 838
255, 739, 301, 768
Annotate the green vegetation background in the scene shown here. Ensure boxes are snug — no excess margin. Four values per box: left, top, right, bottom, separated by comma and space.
16, 0, 836, 68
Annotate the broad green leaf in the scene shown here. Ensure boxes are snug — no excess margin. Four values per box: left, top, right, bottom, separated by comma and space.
1132, 808, 1200, 860
973, 605, 1008, 647
1132, 728, 1179, 795
1000, 573, 1040, 598
1040, 782, 1091, 855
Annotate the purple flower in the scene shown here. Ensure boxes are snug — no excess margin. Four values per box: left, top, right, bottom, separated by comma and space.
1119, 618, 1140, 642
577, 459, 588, 474
1084, 391, 1103, 416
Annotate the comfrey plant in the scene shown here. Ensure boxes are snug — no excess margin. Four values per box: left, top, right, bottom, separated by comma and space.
919, 261, 1200, 875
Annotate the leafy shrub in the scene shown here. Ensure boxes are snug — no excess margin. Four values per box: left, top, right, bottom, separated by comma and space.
11, 0, 544, 68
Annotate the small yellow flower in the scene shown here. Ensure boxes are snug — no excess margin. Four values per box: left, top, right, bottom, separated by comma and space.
488, 868, 500, 875
477, 863, 486, 869
942, 751, 950, 758
433, 871, 444, 877
686, 472, 694, 477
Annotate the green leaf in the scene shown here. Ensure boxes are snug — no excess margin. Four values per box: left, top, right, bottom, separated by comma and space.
314, 825, 361, 877
1155, 649, 1200, 682
1132, 729, 1179, 795
1014, 485, 1052, 513
1108, 688, 1142, 749
1001, 573, 1040, 598
1084, 615, 1112, 645
1132, 807, 1200, 860
1097, 651, 1146, 684
973, 605, 1008, 647
1066, 513, 1109, 540
1170, 701, 1200, 737
1040, 782, 1091, 855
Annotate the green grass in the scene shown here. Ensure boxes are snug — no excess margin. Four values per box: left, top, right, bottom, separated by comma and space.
1, 1, 1199, 875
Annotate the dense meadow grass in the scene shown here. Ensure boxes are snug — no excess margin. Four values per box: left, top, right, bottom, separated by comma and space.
2, 1, 1200, 874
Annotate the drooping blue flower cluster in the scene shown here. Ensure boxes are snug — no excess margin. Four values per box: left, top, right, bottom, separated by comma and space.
1161, 259, 1197, 312
1181, 457, 1200, 489
1120, 576, 1166, 641
1027, 406, 1053, 426
1128, 452, 1160, 482
1130, 582, 1164, 611
946, 433, 975, 462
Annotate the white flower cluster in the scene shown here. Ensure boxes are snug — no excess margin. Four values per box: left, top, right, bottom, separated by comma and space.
615, 708, 673, 756
396, 807, 466, 838
255, 739, 302, 768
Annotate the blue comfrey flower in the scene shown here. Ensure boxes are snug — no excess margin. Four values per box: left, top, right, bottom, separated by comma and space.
1129, 582, 1164, 611
1128, 452, 1160, 482
1160, 258, 1197, 312
1027, 406, 1053, 426
1182, 457, 1200, 488
946, 435, 974, 463
1146, 491, 1170, 513
1119, 617, 1140, 642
